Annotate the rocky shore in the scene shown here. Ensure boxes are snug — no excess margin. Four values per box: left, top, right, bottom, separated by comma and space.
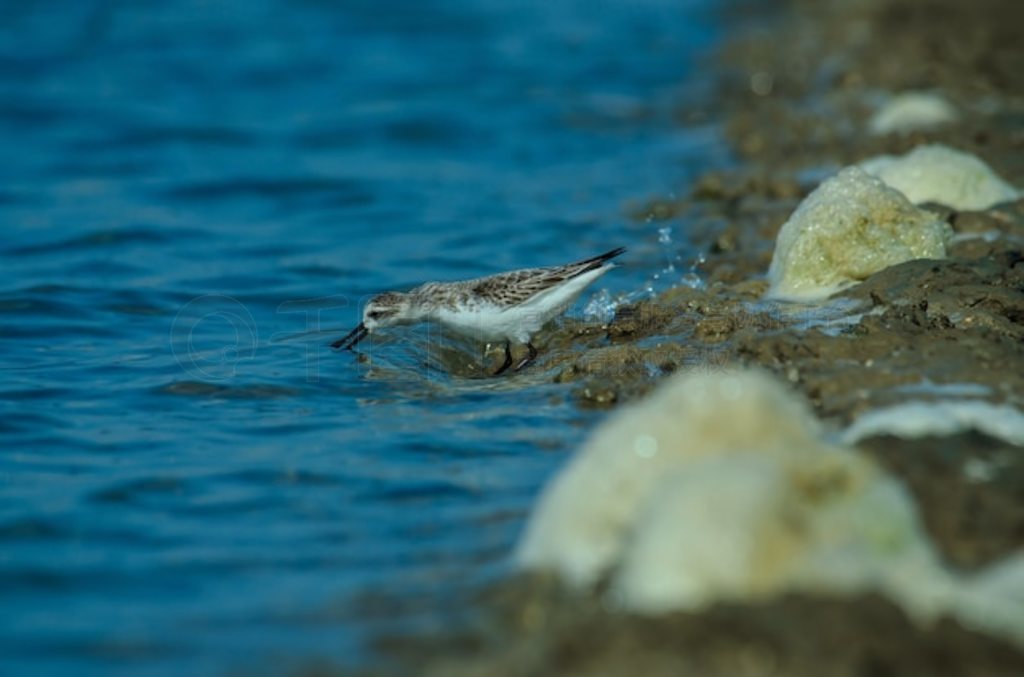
369, 0, 1024, 673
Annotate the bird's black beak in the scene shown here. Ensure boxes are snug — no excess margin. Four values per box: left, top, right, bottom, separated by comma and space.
331, 323, 369, 350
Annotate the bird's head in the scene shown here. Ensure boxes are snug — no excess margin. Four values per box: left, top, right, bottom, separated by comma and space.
331, 292, 414, 350
361, 292, 415, 331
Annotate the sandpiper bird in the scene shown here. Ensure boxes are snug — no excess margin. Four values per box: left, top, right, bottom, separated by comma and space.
332, 247, 625, 375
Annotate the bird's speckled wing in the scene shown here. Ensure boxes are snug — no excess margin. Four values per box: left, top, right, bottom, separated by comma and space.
471, 267, 573, 307
409, 248, 625, 311
472, 247, 626, 307
410, 274, 553, 309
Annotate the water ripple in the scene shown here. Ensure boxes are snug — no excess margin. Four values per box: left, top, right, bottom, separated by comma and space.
155, 381, 302, 399
0, 0, 720, 672
3, 227, 175, 257
161, 177, 374, 207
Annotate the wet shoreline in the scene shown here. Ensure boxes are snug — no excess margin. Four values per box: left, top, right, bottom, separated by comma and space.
376, 0, 1024, 673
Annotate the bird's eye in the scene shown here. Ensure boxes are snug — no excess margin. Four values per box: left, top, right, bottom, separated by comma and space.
367, 310, 382, 320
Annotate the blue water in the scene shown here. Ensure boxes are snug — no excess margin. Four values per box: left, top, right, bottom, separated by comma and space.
1, 0, 723, 673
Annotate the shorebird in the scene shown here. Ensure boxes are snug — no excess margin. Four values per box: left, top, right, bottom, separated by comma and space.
332, 247, 625, 375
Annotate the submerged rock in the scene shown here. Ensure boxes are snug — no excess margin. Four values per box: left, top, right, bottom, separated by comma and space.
861, 144, 1021, 211
516, 368, 1024, 647
868, 92, 959, 135
766, 167, 951, 300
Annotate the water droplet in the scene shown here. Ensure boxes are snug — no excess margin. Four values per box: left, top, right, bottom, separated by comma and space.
583, 289, 618, 323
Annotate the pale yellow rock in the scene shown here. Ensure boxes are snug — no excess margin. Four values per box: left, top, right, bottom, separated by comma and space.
766, 167, 951, 300
516, 368, 1024, 647
516, 369, 825, 587
868, 92, 958, 135
861, 144, 1021, 211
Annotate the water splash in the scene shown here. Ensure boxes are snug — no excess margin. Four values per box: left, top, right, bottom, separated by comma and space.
583, 288, 618, 323
679, 251, 707, 289
635, 220, 707, 299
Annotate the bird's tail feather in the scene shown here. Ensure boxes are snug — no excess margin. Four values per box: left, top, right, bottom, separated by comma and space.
571, 247, 626, 276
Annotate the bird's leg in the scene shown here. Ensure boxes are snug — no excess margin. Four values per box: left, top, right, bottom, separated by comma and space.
514, 341, 538, 372
493, 341, 513, 376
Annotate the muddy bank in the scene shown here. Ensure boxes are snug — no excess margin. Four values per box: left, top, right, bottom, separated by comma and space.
552, 0, 1024, 575
367, 0, 1024, 673
380, 581, 1023, 677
